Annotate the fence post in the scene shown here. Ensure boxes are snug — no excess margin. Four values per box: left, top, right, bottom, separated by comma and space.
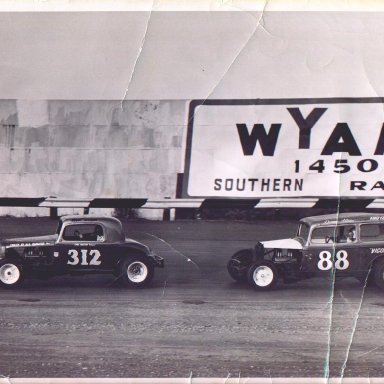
162, 196, 171, 221
50, 207, 58, 219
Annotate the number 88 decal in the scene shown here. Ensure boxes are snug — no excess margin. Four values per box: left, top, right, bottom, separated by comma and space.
318, 250, 349, 270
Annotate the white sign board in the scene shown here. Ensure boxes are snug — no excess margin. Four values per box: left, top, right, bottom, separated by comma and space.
184, 99, 384, 198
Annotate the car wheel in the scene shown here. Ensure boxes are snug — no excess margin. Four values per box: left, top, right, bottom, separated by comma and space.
227, 249, 253, 282
247, 261, 278, 290
0, 260, 23, 288
373, 258, 384, 289
119, 257, 154, 287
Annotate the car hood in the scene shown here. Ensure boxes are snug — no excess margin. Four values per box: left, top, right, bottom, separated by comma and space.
2, 234, 57, 246
261, 238, 303, 250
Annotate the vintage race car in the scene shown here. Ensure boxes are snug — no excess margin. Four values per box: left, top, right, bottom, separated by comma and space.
227, 212, 384, 290
0, 215, 164, 288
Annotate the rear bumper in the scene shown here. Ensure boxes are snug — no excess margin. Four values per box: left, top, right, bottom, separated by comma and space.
151, 253, 164, 268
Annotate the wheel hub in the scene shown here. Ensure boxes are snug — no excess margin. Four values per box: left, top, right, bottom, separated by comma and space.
253, 265, 274, 287
0, 264, 21, 285
127, 261, 148, 283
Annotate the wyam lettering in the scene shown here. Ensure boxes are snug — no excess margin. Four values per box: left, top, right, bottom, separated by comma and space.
236, 107, 384, 156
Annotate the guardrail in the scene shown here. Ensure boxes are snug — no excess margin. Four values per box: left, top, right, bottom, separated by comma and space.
36, 197, 384, 209
38, 197, 316, 209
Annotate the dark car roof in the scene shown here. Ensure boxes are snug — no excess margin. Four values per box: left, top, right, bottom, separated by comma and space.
60, 215, 122, 225
300, 212, 383, 226
59, 215, 125, 242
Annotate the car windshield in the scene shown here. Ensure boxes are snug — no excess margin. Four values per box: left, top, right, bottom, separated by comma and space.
296, 223, 310, 242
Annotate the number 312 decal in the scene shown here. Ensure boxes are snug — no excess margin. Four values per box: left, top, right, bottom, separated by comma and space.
318, 250, 349, 270
67, 249, 101, 266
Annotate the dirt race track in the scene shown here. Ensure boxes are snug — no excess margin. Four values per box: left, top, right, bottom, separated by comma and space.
0, 217, 384, 378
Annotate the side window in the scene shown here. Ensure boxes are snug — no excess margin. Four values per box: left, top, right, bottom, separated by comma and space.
360, 224, 384, 242
62, 224, 105, 242
337, 225, 356, 243
94, 225, 105, 242
311, 225, 356, 244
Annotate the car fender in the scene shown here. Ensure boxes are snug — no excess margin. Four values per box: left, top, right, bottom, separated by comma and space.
4, 248, 24, 266
370, 254, 384, 270
114, 250, 149, 268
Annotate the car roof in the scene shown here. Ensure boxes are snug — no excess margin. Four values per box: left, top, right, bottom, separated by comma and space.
300, 212, 384, 226
60, 215, 122, 226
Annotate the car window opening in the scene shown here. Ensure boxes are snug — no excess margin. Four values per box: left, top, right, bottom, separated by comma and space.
360, 223, 384, 242
311, 225, 357, 244
62, 224, 105, 242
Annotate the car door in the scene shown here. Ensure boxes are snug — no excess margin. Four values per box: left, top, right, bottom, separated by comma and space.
53, 223, 108, 272
303, 224, 360, 277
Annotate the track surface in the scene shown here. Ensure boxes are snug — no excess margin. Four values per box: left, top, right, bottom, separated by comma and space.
0, 217, 383, 378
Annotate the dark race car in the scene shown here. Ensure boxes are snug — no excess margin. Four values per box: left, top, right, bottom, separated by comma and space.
227, 212, 384, 290
0, 215, 164, 288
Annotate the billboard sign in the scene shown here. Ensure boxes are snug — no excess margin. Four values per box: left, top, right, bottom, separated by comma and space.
184, 98, 384, 198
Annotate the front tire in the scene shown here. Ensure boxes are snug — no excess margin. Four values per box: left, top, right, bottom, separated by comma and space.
0, 260, 23, 288
119, 257, 154, 287
247, 261, 278, 291
227, 249, 253, 282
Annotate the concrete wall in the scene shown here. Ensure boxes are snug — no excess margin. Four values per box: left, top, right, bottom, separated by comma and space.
0, 100, 187, 217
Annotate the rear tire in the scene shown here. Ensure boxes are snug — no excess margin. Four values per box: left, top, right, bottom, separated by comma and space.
0, 260, 23, 288
357, 268, 374, 287
119, 257, 154, 287
227, 249, 253, 282
247, 261, 278, 291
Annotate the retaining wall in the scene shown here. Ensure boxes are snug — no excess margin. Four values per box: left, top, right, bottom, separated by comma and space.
0, 100, 188, 218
